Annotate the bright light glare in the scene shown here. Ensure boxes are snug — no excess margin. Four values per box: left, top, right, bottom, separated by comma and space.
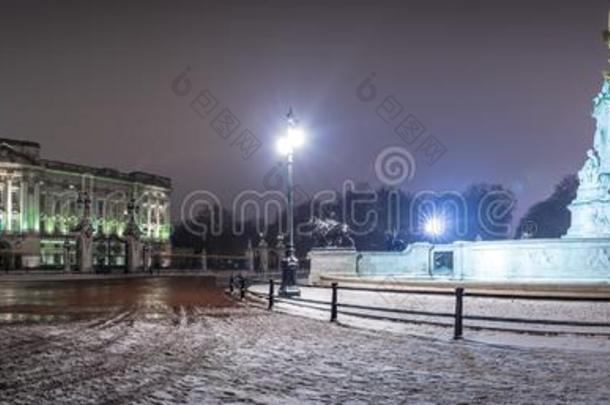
276, 137, 292, 155
424, 215, 445, 237
276, 125, 306, 155
287, 126, 305, 148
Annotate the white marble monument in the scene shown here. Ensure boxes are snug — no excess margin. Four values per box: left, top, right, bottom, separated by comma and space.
309, 8, 610, 284
566, 81, 610, 237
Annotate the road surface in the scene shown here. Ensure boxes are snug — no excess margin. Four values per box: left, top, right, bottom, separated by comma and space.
1, 277, 609, 404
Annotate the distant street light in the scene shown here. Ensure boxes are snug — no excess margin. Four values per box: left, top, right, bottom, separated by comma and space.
423, 215, 445, 239
276, 109, 304, 297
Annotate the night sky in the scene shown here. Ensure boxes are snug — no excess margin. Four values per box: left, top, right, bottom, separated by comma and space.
1, 0, 609, 224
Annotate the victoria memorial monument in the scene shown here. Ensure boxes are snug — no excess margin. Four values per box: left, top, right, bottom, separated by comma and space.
309, 9, 610, 284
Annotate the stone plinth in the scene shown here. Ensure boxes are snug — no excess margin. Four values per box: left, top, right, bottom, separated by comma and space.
567, 200, 610, 238
354, 243, 433, 278
125, 235, 141, 273
310, 239, 610, 283
76, 233, 93, 273
308, 248, 358, 284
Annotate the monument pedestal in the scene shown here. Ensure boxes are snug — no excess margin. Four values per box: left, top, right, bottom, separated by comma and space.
566, 201, 610, 238
566, 81, 610, 239
308, 248, 358, 284
75, 192, 94, 273
125, 235, 141, 273
76, 232, 93, 273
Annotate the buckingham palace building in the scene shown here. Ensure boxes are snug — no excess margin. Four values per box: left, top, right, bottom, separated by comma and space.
0, 137, 171, 270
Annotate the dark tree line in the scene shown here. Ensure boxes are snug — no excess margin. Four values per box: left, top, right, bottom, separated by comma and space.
173, 175, 582, 252
172, 182, 520, 253
515, 175, 578, 239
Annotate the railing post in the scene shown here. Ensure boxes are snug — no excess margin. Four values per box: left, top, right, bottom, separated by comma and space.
268, 279, 274, 310
454, 287, 464, 340
229, 275, 234, 294
330, 282, 338, 322
240, 277, 246, 300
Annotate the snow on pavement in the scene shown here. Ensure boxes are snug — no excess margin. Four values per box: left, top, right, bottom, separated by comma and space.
1, 303, 610, 404
247, 284, 610, 351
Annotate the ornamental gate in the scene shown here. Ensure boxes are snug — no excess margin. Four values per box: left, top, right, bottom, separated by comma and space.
93, 235, 126, 272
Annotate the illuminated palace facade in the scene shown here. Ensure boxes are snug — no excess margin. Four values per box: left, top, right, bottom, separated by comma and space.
0, 138, 171, 268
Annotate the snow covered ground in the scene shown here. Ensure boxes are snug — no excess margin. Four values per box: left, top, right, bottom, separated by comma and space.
248, 283, 610, 350
1, 301, 610, 404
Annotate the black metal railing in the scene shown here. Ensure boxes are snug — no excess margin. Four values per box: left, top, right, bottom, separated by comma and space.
246, 281, 610, 339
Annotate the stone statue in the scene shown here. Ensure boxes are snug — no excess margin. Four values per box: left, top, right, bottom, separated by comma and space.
385, 230, 406, 251
594, 119, 607, 158
593, 207, 610, 227
578, 149, 601, 187
567, 31, 610, 238
569, 19, 610, 235
310, 215, 355, 248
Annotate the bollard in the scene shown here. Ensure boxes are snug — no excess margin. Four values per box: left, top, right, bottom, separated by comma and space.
240, 277, 246, 300
268, 279, 274, 310
229, 275, 234, 294
330, 282, 338, 322
454, 287, 464, 340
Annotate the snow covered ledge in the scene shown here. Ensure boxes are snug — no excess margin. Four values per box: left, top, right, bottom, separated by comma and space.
309, 239, 610, 284
308, 248, 358, 284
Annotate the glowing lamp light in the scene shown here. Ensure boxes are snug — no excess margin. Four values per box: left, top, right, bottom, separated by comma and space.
276, 137, 292, 155
424, 215, 445, 238
276, 125, 306, 155
287, 126, 305, 148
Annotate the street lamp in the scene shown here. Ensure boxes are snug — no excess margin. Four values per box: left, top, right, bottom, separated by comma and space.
276, 110, 304, 297
423, 214, 445, 239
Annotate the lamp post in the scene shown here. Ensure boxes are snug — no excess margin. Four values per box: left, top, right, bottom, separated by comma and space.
277, 110, 304, 297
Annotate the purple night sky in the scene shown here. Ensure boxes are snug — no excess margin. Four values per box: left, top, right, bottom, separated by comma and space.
1, 0, 609, 224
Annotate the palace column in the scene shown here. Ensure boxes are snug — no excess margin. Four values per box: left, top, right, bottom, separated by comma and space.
1, 178, 7, 232
6, 178, 12, 233
32, 181, 40, 233
146, 199, 152, 238
155, 200, 161, 239
48, 193, 56, 234
20, 178, 28, 233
